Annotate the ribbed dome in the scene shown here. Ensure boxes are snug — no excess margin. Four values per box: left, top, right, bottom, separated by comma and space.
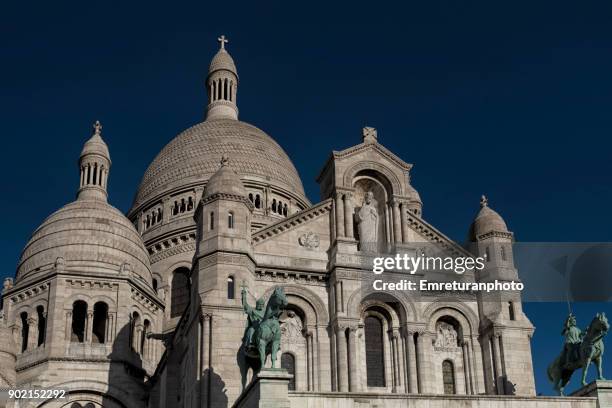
469, 196, 509, 240
204, 159, 247, 199
17, 199, 152, 284
209, 49, 237, 75
131, 119, 307, 208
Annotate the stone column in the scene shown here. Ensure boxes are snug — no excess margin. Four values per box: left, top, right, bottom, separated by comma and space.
65, 311, 72, 341
401, 204, 410, 243
27, 317, 37, 350
335, 192, 345, 238
416, 331, 433, 393
343, 192, 354, 239
392, 329, 401, 392
405, 330, 418, 393
469, 337, 482, 394
348, 326, 360, 392
392, 200, 402, 244
336, 326, 349, 392
491, 333, 504, 394
86, 310, 93, 343
462, 340, 472, 394
201, 314, 211, 406
306, 331, 315, 391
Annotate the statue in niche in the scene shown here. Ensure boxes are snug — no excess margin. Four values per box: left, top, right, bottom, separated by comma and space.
357, 191, 378, 252
435, 321, 458, 348
280, 311, 303, 343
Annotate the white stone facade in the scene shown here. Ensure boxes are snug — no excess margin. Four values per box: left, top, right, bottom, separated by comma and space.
0, 38, 598, 408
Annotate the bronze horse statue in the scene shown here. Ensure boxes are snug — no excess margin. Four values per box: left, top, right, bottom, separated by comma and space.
548, 312, 609, 395
239, 286, 288, 386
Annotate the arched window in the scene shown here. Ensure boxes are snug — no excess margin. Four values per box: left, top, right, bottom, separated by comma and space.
71, 300, 87, 343
283, 204, 288, 216
255, 194, 261, 209
501, 246, 507, 261
209, 212, 215, 230
485, 246, 490, 262
20, 312, 29, 352
281, 353, 296, 390
171, 268, 190, 318
228, 211, 234, 229
248, 193, 254, 203
36, 306, 46, 346
508, 301, 516, 321
92, 302, 108, 344
227, 276, 235, 299
272, 199, 277, 213
442, 360, 456, 394
187, 196, 194, 211
364, 316, 385, 387
152, 279, 158, 292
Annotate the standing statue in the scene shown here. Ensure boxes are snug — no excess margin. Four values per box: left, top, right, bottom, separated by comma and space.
239, 285, 288, 382
357, 191, 378, 252
548, 312, 609, 395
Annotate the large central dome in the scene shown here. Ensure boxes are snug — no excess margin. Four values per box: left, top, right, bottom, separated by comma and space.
131, 118, 306, 208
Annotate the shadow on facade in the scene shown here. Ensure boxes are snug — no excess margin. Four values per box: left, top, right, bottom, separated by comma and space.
102, 323, 146, 408
202, 367, 228, 408
237, 344, 262, 392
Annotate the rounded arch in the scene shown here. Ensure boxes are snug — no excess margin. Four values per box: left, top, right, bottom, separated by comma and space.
65, 294, 92, 309
89, 295, 116, 312
422, 301, 479, 338
343, 161, 403, 195
38, 380, 136, 408
347, 288, 416, 324
263, 284, 328, 326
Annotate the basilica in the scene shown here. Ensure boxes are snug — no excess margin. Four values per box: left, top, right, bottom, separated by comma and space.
0, 38, 603, 408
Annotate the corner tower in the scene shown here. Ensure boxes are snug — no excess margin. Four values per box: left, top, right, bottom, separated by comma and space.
469, 195, 535, 396
206, 35, 239, 120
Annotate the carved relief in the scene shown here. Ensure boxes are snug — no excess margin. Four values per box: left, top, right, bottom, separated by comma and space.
434, 321, 458, 349
280, 311, 303, 343
298, 232, 320, 249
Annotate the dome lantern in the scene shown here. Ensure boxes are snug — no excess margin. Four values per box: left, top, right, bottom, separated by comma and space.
206, 35, 239, 121
78, 120, 111, 201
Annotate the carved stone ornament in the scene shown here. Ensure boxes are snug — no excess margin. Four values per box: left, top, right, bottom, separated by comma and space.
298, 231, 320, 249
434, 321, 458, 349
55, 257, 66, 272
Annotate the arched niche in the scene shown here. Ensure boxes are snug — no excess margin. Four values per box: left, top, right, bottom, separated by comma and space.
352, 169, 394, 251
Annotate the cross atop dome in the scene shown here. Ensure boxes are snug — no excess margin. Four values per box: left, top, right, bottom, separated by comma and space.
480, 195, 488, 208
218, 35, 228, 50
93, 120, 102, 136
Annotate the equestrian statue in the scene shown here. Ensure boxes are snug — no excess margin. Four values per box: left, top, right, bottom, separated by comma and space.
239, 284, 288, 380
548, 312, 609, 395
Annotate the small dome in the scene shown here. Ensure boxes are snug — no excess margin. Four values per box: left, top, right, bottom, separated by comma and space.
204, 157, 247, 199
17, 199, 152, 285
209, 49, 237, 76
80, 121, 110, 160
469, 195, 508, 240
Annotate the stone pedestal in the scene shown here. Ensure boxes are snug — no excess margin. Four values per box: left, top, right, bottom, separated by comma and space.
232, 368, 293, 408
572, 380, 612, 408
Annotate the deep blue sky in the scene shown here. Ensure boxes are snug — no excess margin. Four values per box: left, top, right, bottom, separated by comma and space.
2, 0, 611, 396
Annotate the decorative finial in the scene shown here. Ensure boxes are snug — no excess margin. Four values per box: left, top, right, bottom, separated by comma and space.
93, 120, 102, 136
220, 155, 229, 167
362, 126, 378, 143
480, 195, 488, 208
218, 35, 228, 50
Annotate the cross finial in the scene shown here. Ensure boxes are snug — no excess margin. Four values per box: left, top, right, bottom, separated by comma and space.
93, 120, 102, 136
217, 35, 228, 50
362, 126, 378, 143
480, 195, 488, 208
220, 155, 229, 166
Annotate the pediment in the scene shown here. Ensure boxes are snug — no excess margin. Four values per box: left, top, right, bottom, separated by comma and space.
251, 199, 333, 271
333, 141, 413, 172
